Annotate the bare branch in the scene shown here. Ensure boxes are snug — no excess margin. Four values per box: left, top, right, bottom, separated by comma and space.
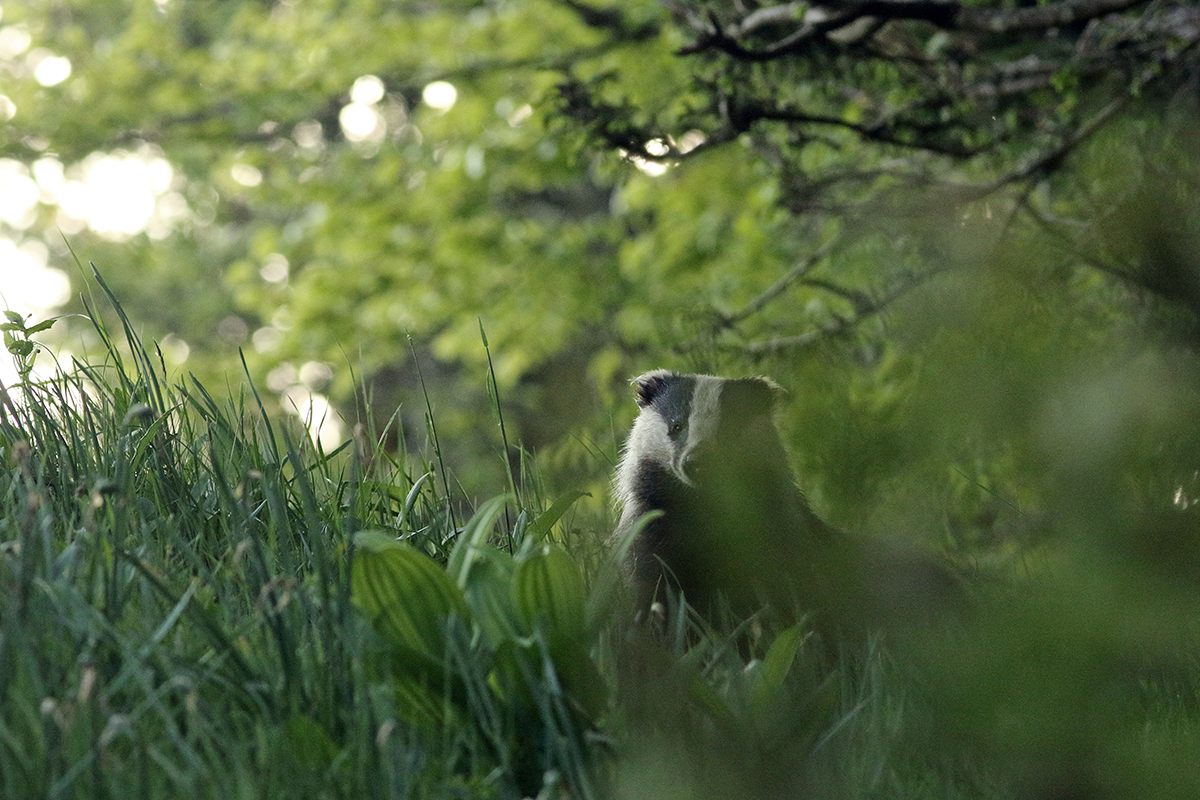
739, 263, 956, 356
679, 0, 1154, 61
1021, 198, 1138, 282
559, 0, 661, 38
1021, 195, 1200, 324
724, 237, 840, 326
740, 99, 985, 158
955, 25, 1200, 199
729, 2, 808, 38
959, 0, 1150, 34
798, 277, 876, 313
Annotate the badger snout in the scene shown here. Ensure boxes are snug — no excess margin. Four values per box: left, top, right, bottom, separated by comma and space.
674, 440, 716, 487
672, 452, 696, 486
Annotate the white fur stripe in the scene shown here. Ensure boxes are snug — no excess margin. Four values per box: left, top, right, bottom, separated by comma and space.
615, 405, 671, 507
677, 376, 722, 478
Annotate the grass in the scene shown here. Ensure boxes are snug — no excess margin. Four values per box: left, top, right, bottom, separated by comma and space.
3, 266, 1200, 799
0, 267, 622, 799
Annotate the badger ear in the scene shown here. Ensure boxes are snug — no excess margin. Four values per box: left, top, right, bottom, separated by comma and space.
726, 376, 784, 416
756, 376, 785, 403
631, 369, 674, 409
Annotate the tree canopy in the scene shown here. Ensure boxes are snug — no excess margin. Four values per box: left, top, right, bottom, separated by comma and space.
3, 0, 1200, 514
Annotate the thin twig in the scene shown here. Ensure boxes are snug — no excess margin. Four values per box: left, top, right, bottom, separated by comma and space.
740, 263, 957, 356
724, 236, 840, 326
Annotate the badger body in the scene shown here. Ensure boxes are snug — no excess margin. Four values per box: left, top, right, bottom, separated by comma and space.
613, 369, 962, 631
613, 369, 849, 622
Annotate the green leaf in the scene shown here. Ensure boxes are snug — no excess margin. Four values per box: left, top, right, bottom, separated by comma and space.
399, 471, 434, 531
283, 714, 340, 773
351, 531, 469, 670
128, 404, 180, 467
510, 544, 607, 720
687, 674, 739, 737
512, 543, 586, 646
751, 624, 807, 712
447, 495, 511, 588
587, 509, 661, 626
524, 490, 589, 543
24, 318, 56, 335
458, 551, 520, 648
390, 673, 453, 733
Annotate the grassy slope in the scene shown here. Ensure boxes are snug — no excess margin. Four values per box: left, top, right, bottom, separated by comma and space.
2, 270, 1199, 800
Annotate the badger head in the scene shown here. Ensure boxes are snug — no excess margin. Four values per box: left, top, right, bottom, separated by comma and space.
615, 369, 783, 506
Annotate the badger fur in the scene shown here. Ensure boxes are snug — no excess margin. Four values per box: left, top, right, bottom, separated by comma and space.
613, 369, 960, 632
613, 369, 842, 621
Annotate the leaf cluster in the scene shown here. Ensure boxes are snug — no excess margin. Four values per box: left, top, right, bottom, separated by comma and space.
2, 310, 56, 384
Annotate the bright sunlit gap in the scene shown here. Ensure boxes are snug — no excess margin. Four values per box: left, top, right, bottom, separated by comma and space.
51, 147, 188, 238
340, 75, 388, 144
0, 24, 32, 60
351, 75, 385, 105
0, 52, 357, 444
622, 133, 706, 176
422, 80, 457, 111
0, 238, 71, 392
31, 50, 71, 86
0, 147, 188, 365
340, 103, 384, 142
260, 252, 289, 283
275, 360, 344, 450
231, 163, 262, 187
0, 144, 187, 399
0, 239, 70, 315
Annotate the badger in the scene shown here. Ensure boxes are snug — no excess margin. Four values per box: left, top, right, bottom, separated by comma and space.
612, 369, 844, 622
613, 369, 961, 632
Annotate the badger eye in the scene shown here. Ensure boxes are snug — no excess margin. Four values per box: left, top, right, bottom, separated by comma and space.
668, 420, 684, 436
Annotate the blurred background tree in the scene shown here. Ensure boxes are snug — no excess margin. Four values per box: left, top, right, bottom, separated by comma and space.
1, 0, 1198, 516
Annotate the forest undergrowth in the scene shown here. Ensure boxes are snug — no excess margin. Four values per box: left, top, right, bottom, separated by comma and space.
2, 266, 1199, 800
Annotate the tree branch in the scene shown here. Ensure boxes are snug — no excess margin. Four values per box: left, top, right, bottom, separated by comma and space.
1022, 196, 1200, 325
739, 98, 986, 158
959, 0, 1151, 34
954, 24, 1200, 200
679, 0, 1154, 61
736, 264, 958, 356
559, 0, 661, 39
723, 237, 840, 327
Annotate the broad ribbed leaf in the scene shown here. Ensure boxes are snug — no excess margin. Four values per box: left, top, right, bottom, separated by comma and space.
512, 544, 586, 646
351, 531, 468, 666
447, 495, 511, 588
391, 673, 452, 732
459, 551, 521, 648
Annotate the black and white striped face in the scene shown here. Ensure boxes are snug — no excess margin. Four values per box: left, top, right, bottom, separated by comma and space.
615, 369, 780, 505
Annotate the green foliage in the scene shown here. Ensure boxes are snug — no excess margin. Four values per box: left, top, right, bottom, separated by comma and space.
5, 262, 1200, 799
8, 0, 1197, 506
1, 310, 56, 384
352, 530, 469, 673
5, 3, 1200, 797
351, 501, 606, 793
